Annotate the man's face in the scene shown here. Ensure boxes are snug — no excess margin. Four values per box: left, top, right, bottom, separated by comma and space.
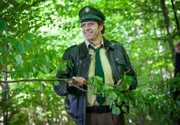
81, 20, 103, 42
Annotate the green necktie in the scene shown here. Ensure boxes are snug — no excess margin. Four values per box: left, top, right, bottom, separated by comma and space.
89, 45, 105, 105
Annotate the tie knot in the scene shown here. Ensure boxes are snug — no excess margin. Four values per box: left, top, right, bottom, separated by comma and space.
89, 45, 102, 53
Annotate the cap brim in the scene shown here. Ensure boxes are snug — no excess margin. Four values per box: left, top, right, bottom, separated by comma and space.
80, 15, 102, 21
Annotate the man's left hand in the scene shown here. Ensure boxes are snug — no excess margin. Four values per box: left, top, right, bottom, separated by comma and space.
116, 80, 130, 91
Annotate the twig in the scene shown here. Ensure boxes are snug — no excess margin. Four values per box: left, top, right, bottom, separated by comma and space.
0, 78, 119, 93
0, 78, 70, 83
68, 82, 88, 93
0, 78, 89, 92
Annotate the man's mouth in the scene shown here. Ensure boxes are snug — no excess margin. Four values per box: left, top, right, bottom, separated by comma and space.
85, 32, 92, 35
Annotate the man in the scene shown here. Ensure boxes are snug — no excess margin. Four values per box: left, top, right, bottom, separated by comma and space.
53, 6, 137, 125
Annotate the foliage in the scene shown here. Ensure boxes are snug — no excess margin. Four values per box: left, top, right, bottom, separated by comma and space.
87, 74, 180, 124
88, 75, 180, 125
0, 0, 180, 125
87, 74, 131, 115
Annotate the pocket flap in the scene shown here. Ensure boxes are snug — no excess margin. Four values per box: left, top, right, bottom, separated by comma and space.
115, 58, 126, 65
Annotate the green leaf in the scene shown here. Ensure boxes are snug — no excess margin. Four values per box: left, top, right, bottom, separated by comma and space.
112, 105, 121, 115
121, 105, 128, 113
15, 54, 22, 64
32, 67, 36, 73
0, 20, 8, 31
123, 76, 132, 85
102, 83, 110, 90
115, 84, 124, 92
108, 92, 117, 100
94, 81, 101, 90
107, 99, 113, 108
45, 55, 49, 62
23, 33, 33, 41
95, 76, 103, 83
8, 38, 18, 46
10, 72, 16, 79
16, 42, 24, 52
23, 72, 28, 78
142, 104, 147, 114
53, 81, 60, 86
117, 98, 122, 105
87, 89, 95, 96
141, 88, 151, 98
25, 40, 32, 49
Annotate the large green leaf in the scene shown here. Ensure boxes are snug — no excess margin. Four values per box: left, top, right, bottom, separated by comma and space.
0, 20, 8, 31
15, 54, 22, 64
112, 106, 121, 115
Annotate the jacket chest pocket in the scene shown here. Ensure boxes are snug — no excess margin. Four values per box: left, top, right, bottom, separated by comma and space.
115, 58, 128, 78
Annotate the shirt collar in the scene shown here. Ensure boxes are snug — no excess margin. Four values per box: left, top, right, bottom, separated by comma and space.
85, 38, 104, 49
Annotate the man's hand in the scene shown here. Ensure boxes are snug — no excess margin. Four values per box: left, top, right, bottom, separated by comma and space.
116, 79, 122, 87
116, 79, 130, 91
176, 41, 180, 54
69, 76, 86, 86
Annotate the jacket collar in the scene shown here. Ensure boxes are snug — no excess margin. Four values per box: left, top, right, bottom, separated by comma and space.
103, 37, 116, 50
79, 37, 116, 58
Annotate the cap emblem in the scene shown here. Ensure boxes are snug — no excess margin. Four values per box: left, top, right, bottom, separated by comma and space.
85, 7, 90, 13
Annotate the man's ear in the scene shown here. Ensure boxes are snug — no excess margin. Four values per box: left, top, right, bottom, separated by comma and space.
99, 24, 103, 32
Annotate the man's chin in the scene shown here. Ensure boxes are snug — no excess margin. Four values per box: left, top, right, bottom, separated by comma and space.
85, 37, 92, 41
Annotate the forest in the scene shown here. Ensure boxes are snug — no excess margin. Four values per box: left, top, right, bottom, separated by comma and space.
0, 0, 180, 125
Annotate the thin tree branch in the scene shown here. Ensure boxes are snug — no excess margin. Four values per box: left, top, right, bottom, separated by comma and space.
0, 78, 117, 87
171, 0, 180, 31
0, 78, 118, 93
0, 78, 70, 83
0, 78, 88, 93
68, 82, 88, 93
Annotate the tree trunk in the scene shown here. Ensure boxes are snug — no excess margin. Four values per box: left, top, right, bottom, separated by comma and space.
2, 70, 9, 125
1, 46, 9, 125
2, 83, 9, 125
160, 0, 175, 65
171, 0, 180, 31
153, 24, 164, 82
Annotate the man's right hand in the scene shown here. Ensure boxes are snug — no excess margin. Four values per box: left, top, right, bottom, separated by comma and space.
69, 76, 86, 86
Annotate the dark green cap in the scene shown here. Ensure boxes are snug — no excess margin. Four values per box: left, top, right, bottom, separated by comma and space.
78, 6, 106, 22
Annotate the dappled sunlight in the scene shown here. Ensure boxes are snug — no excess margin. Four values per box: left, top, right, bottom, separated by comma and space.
0, 0, 179, 125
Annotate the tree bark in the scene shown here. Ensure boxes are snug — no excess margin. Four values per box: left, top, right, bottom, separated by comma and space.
160, 0, 175, 65
171, 0, 180, 31
2, 46, 9, 125
2, 83, 9, 125
153, 24, 164, 82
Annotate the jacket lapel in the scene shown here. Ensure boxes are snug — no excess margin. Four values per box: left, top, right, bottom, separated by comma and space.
79, 41, 88, 58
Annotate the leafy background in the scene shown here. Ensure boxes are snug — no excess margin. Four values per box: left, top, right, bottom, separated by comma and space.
0, 0, 180, 125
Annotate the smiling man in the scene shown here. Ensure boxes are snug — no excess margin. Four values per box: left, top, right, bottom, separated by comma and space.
53, 6, 137, 125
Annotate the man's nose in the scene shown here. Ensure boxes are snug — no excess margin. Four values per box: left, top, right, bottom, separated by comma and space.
84, 24, 90, 31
